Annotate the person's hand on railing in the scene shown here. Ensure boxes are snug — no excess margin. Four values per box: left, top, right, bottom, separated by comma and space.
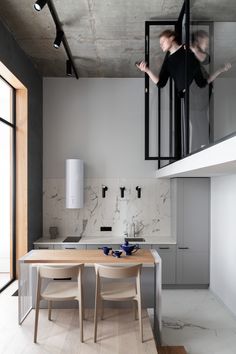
135, 61, 148, 72
135, 60, 159, 84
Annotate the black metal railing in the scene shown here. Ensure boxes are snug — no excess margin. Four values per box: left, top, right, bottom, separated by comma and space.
145, 0, 236, 169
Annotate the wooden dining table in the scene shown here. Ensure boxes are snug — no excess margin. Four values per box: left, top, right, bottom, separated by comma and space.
18, 248, 162, 343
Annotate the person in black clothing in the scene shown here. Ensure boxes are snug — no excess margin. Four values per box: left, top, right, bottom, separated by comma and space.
189, 30, 212, 152
137, 29, 231, 92
136, 29, 231, 155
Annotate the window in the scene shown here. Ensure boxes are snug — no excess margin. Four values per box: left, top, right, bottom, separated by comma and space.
0, 76, 15, 291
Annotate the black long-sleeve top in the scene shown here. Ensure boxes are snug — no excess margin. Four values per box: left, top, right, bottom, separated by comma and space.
157, 46, 208, 92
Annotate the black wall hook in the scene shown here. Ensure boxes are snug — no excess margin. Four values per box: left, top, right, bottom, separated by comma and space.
120, 186, 125, 198
102, 185, 108, 198
136, 186, 141, 198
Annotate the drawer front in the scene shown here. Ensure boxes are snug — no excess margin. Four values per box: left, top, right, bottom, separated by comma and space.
54, 244, 86, 250
34, 244, 54, 250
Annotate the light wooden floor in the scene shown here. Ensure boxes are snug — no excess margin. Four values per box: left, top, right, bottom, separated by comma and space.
0, 282, 157, 354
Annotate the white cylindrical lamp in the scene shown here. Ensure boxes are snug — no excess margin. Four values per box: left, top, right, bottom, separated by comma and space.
66, 159, 84, 208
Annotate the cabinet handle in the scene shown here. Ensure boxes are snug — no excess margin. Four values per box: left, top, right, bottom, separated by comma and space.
65, 247, 76, 249
178, 247, 189, 250
38, 247, 49, 249
159, 247, 170, 250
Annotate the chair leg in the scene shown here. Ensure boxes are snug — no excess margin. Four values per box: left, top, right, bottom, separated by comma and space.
133, 300, 137, 320
100, 299, 104, 320
48, 301, 52, 321
34, 299, 40, 343
94, 295, 99, 342
137, 299, 143, 342
78, 301, 84, 342
81, 283, 86, 321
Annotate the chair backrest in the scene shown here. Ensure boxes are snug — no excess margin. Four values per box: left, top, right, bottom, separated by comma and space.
39, 264, 83, 279
94, 264, 142, 279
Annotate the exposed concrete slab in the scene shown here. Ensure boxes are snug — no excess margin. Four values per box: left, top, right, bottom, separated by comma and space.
0, 0, 236, 77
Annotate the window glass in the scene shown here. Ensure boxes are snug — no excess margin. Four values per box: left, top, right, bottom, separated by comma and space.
0, 77, 13, 123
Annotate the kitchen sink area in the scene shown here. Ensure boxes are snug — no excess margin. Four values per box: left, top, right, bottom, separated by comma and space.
62, 236, 82, 243
125, 237, 146, 242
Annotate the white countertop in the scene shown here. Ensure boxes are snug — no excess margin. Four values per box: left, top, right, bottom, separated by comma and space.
34, 235, 176, 245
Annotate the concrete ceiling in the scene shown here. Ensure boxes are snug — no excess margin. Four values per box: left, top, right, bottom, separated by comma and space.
0, 0, 236, 77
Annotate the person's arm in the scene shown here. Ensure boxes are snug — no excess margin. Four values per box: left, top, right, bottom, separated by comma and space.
136, 61, 159, 84
207, 63, 231, 83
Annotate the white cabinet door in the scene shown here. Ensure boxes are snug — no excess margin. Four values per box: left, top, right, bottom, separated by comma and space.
152, 245, 176, 285
176, 250, 209, 284
172, 178, 210, 285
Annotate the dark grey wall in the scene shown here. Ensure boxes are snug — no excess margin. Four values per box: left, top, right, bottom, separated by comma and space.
0, 20, 43, 251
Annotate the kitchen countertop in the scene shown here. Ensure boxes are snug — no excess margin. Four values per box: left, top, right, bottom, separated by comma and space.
21, 249, 156, 264
34, 235, 176, 245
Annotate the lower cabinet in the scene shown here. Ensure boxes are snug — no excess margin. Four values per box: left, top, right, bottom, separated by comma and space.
152, 245, 176, 285
34, 244, 54, 250
34, 244, 86, 250
34, 240, 209, 287
176, 249, 209, 285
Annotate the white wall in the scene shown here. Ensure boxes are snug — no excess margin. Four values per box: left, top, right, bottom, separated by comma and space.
43, 78, 157, 178
211, 175, 236, 316
43, 78, 171, 238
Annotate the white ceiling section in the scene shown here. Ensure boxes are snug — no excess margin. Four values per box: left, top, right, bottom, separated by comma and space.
0, 0, 236, 77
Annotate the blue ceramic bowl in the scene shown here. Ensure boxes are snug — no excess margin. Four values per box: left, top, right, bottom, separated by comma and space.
112, 250, 122, 258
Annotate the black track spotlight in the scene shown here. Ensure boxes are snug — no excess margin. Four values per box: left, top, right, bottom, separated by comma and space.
66, 60, 73, 76
53, 30, 64, 48
34, 0, 48, 11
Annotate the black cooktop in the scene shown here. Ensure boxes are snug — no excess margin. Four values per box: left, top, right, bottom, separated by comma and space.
63, 236, 81, 243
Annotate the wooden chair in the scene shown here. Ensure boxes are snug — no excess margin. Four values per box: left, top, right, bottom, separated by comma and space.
34, 264, 84, 343
94, 263, 143, 342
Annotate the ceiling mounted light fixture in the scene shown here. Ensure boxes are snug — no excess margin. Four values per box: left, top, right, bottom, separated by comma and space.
34, 0, 48, 11
66, 60, 73, 76
54, 30, 64, 48
34, 0, 79, 78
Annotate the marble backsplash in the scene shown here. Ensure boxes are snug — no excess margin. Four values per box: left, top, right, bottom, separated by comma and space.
43, 178, 171, 239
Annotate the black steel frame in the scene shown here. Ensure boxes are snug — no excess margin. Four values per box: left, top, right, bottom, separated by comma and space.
0, 77, 16, 292
145, 20, 178, 161
145, 0, 218, 166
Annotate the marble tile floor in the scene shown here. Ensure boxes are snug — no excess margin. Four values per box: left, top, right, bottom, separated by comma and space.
160, 289, 236, 354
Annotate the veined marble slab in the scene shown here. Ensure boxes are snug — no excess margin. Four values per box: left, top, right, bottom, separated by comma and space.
43, 177, 171, 240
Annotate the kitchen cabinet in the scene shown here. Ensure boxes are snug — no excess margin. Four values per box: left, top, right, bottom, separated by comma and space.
171, 178, 210, 285
54, 244, 86, 250
33, 239, 175, 285
34, 244, 54, 250
152, 244, 176, 285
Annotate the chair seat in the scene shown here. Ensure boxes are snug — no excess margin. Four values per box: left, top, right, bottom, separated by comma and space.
42, 281, 79, 301
101, 282, 137, 301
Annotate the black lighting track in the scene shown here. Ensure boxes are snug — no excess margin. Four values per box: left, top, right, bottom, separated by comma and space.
44, 0, 79, 79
